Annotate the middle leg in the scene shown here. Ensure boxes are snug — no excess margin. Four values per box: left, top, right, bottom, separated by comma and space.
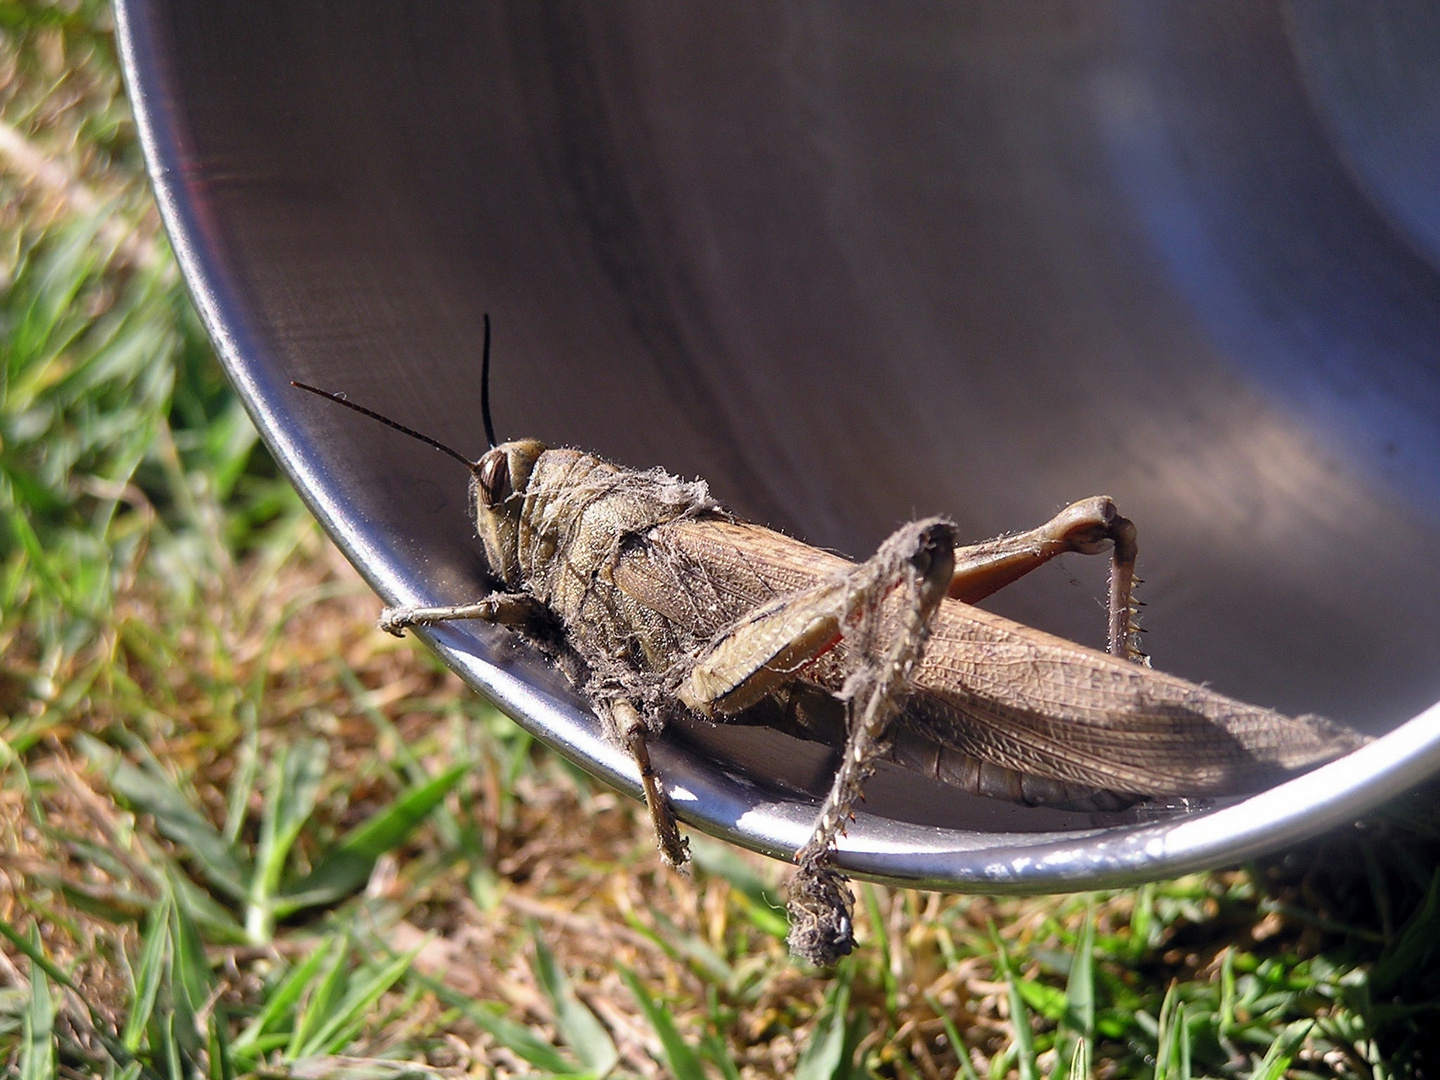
611, 699, 690, 871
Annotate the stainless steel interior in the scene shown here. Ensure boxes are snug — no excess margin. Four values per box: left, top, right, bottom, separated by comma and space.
116, 1, 1440, 891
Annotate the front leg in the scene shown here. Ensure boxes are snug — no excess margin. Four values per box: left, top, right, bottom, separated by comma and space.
378, 593, 550, 637
380, 591, 693, 872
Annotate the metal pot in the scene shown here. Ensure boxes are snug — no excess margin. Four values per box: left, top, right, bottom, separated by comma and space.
117, 1, 1440, 891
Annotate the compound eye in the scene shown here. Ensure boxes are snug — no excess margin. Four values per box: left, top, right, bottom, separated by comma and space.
477, 450, 510, 508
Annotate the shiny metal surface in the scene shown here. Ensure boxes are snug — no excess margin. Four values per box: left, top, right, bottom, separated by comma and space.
116, 1, 1440, 890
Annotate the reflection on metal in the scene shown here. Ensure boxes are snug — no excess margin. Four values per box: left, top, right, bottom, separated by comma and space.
116, 0, 1440, 890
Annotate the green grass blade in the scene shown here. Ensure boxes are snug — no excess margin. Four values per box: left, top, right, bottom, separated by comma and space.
530, 925, 620, 1076
699, 1027, 744, 1080
207, 1013, 236, 1080
231, 932, 341, 1056
1373, 868, 1440, 996
1178, 1002, 1192, 1080
171, 870, 249, 946
1154, 983, 1181, 1080
1015, 980, 1068, 1023
0, 920, 75, 992
161, 1011, 183, 1080
862, 885, 897, 1015
486, 1024, 592, 1074
620, 906, 734, 985
1128, 882, 1157, 960
277, 763, 468, 915
201, 398, 261, 501
2, 498, 76, 610
250, 739, 328, 942
4, 918, 152, 1079
1053, 902, 1094, 1080
924, 993, 979, 1080
795, 963, 853, 1080
1247, 1020, 1309, 1080
122, 889, 172, 1053
168, 881, 214, 1066
78, 735, 247, 899
298, 942, 422, 1058
441, 998, 585, 1074
990, 924, 1037, 1080
288, 928, 352, 1059
270, 738, 329, 868
19, 927, 56, 1080
332, 662, 466, 848
222, 722, 259, 845
1219, 946, 1237, 1037
402, 943, 597, 1074
619, 965, 707, 1080
687, 836, 788, 939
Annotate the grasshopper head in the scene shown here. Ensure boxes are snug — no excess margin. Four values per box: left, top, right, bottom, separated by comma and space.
471, 439, 547, 588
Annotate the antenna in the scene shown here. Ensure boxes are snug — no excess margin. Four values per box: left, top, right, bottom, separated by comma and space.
481, 313, 497, 448
291, 381, 480, 474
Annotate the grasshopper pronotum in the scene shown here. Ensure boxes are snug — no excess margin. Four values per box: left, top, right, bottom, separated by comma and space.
293, 319, 1365, 965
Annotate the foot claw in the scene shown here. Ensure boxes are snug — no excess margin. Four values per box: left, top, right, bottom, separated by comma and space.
377, 609, 410, 637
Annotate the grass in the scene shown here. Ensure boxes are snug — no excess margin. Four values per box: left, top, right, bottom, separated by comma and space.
3, 3, 1440, 1077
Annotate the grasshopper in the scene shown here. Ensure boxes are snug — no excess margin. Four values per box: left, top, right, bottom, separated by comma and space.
293, 319, 1366, 965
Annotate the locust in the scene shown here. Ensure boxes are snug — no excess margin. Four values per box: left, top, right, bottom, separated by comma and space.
292, 318, 1366, 965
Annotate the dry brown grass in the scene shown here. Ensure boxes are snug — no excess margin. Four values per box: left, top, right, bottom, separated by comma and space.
0, 521, 1157, 1077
